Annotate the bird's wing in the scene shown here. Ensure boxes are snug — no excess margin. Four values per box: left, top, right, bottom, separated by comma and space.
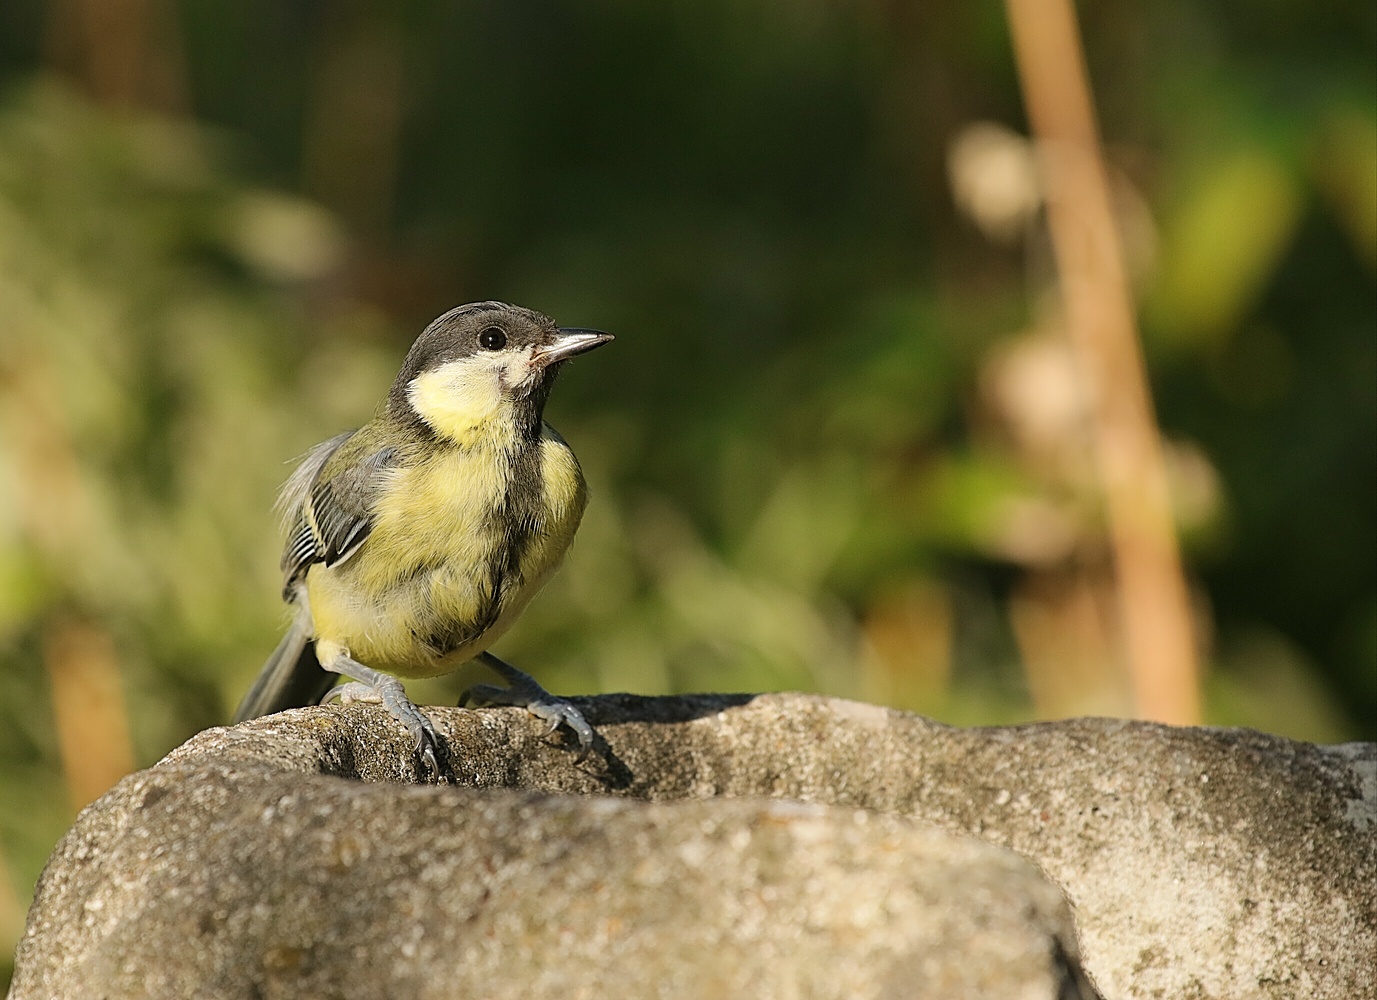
279, 431, 400, 595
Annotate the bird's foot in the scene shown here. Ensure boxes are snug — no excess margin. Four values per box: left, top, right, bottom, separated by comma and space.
325, 681, 383, 705
322, 664, 445, 781
462, 653, 595, 759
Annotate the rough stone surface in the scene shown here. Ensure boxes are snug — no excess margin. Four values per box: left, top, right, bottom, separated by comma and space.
12, 693, 1377, 999
10, 767, 1092, 1000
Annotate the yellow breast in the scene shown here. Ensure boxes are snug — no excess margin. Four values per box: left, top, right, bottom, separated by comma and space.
305, 425, 587, 678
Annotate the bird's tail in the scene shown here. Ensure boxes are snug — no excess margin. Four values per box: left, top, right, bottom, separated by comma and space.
232, 616, 339, 723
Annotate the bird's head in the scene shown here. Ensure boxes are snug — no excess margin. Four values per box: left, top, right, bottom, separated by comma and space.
388, 301, 612, 444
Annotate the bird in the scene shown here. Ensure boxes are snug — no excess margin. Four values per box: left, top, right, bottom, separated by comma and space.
232, 301, 613, 776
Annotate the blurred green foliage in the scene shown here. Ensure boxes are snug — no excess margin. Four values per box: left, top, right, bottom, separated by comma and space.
0, 0, 1374, 979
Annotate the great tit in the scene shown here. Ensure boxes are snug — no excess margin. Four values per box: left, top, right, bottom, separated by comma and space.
232, 301, 612, 775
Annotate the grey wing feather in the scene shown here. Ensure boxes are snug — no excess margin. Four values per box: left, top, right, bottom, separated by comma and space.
279, 433, 399, 596
276, 431, 352, 528
278, 432, 352, 595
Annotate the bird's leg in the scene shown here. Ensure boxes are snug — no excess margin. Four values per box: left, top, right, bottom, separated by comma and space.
316, 642, 444, 779
461, 651, 595, 758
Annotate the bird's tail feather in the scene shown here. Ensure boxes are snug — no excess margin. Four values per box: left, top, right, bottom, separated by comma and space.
232, 617, 338, 723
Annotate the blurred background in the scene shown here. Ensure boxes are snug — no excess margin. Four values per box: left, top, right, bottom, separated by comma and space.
0, 0, 1373, 978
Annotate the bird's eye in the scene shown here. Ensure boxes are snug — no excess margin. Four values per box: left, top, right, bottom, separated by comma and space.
478, 327, 507, 351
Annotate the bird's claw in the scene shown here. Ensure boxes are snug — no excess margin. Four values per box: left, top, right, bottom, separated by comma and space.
410, 713, 444, 781
326, 671, 447, 781
524, 696, 595, 760
461, 673, 595, 760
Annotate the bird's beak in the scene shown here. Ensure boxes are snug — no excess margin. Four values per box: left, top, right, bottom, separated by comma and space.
531, 328, 614, 369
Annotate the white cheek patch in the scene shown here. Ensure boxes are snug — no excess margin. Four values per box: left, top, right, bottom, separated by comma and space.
507, 347, 543, 391
407, 355, 509, 439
